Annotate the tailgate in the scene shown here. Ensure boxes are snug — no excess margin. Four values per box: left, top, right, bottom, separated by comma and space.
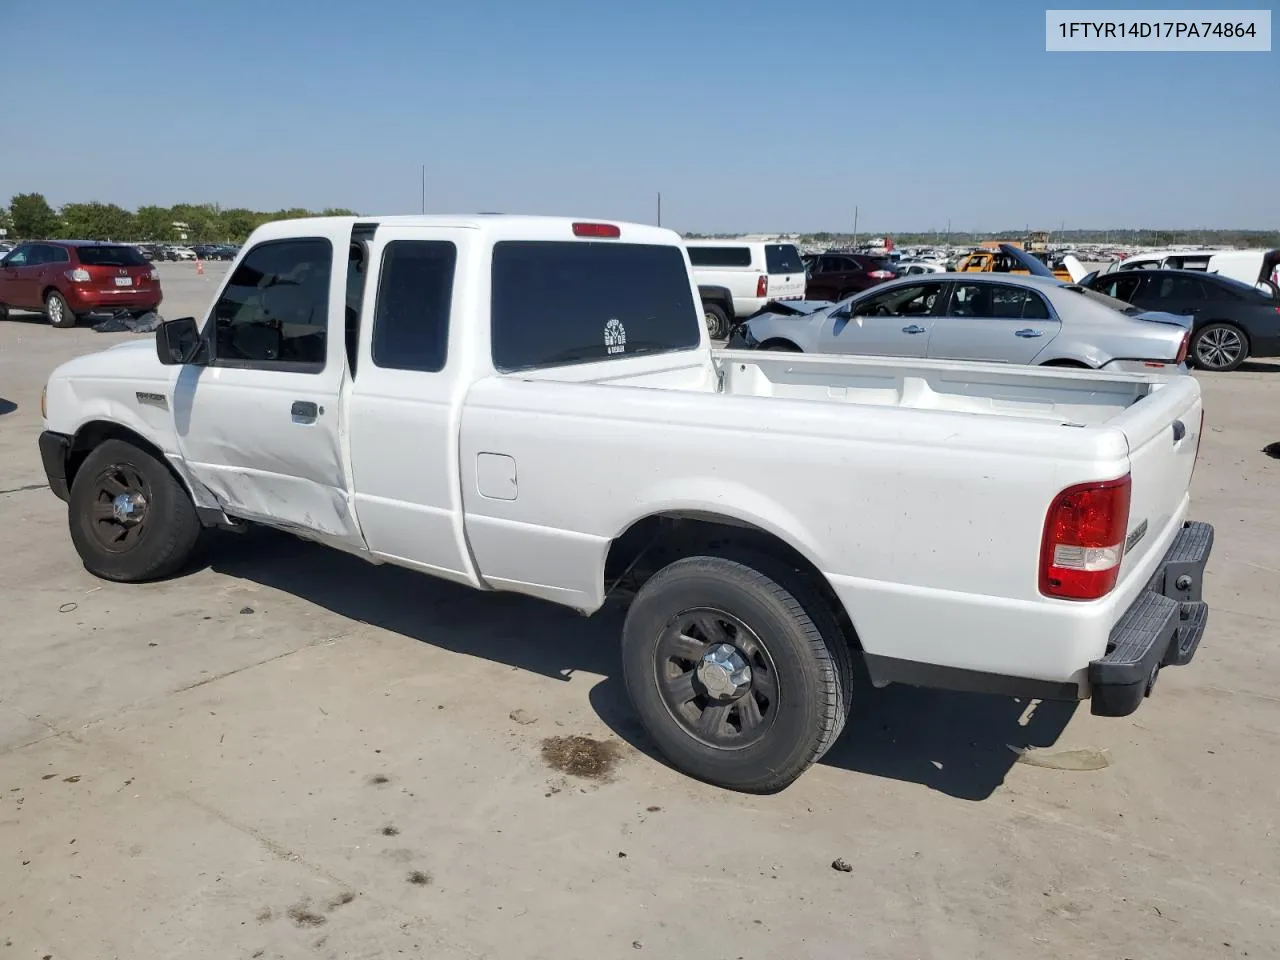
1115, 378, 1203, 581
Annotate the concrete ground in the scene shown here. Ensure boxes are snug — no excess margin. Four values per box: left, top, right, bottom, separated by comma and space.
1, 262, 1277, 960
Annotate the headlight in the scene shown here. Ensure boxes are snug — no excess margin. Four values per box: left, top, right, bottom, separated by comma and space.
41, 384, 47, 419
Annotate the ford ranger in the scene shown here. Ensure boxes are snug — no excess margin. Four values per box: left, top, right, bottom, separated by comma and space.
37, 215, 1213, 792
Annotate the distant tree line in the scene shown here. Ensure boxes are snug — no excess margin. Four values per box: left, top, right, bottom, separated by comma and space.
0, 193, 359, 244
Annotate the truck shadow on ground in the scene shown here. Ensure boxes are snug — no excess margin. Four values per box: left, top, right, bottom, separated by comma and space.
0, 399, 15, 416
207, 528, 1074, 802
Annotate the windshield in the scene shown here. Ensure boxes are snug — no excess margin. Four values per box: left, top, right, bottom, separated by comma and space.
1067, 285, 1141, 315
491, 241, 700, 371
77, 245, 148, 267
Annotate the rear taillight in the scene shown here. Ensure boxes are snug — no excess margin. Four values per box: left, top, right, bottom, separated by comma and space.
756, 274, 768, 298
1040, 475, 1132, 601
1175, 331, 1190, 364
868, 270, 895, 280
66, 268, 91, 283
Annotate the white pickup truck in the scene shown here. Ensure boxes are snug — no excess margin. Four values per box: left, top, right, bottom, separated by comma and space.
38, 214, 1213, 792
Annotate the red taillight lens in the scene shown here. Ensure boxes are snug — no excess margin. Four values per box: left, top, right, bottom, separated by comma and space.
1040, 475, 1132, 600
1176, 331, 1190, 364
65, 268, 91, 283
868, 270, 895, 280
756, 274, 768, 298
571, 222, 620, 238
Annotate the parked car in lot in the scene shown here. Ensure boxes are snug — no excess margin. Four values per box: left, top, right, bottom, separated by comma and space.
1097, 248, 1280, 297
733, 271, 1191, 372
1083, 268, 1280, 372
685, 240, 806, 339
37, 214, 1212, 792
0, 240, 162, 327
803, 252, 897, 301
892, 260, 946, 276
169, 246, 197, 261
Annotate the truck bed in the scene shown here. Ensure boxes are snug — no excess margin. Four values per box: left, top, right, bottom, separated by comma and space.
714, 350, 1160, 427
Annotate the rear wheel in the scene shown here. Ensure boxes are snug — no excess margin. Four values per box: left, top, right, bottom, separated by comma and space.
621, 554, 854, 792
1191, 323, 1248, 372
68, 439, 202, 582
702, 303, 730, 340
762, 341, 801, 352
45, 291, 76, 328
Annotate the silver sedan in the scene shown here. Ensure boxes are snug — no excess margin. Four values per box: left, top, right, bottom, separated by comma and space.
730, 272, 1193, 372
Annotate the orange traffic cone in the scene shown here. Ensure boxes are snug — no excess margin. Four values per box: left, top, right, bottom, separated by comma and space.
195, 258, 204, 275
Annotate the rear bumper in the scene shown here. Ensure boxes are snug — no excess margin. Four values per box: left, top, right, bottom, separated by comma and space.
64, 286, 163, 313
1089, 520, 1214, 716
38, 430, 72, 502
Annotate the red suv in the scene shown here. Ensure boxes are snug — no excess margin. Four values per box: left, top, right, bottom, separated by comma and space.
0, 240, 163, 328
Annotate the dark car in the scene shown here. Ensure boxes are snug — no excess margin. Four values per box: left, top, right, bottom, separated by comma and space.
0, 240, 163, 328
1084, 269, 1280, 372
804, 252, 897, 300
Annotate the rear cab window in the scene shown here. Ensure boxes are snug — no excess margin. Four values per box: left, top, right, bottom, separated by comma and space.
764, 244, 803, 274
491, 241, 700, 371
686, 246, 753, 268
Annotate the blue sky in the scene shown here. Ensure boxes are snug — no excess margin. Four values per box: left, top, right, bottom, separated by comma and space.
0, 0, 1274, 232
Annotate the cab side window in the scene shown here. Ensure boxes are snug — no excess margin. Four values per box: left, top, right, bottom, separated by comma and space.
371, 240, 456, 373
209, 238, 332, 370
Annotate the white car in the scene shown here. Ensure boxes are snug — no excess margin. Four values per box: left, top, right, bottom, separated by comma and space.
1101, 248, 1280, 294
684, 239, 806, 338
891, 260, 945, 276
169, 246, 197, 260
37, 214, 1213, 792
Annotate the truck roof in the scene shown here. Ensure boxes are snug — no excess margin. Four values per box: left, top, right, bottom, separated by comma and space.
250, 214, 681, 246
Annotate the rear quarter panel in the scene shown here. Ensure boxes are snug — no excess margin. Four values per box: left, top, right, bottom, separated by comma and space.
458, 374, 1149, 682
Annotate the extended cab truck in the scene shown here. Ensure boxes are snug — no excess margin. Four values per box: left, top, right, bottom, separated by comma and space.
38, 215, 1213, 793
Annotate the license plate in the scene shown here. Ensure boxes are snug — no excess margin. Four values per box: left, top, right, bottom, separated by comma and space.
114, 277, 133, 287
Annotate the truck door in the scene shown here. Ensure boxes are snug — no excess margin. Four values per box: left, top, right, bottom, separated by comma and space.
171, 223, 363, 549
819, 281, 943, 358
344, 227, 476, 585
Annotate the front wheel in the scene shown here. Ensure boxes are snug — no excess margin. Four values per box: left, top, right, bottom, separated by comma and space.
1190, 323, 1249, 372
621, 555, 854, 792
67, 439, 202, 582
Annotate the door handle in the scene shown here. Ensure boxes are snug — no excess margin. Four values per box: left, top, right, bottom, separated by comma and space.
1015, 328, 1044, 338
901, 325, 927, 335
290, 400, 318, 423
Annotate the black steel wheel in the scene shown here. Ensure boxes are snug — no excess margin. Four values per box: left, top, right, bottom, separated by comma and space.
1191, 323, 1248, 372
654, 607, 779, 750
622, 554, 854, 792
68, 439, 202, 582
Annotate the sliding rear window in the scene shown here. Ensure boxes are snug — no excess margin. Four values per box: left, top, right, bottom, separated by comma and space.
491, 241, 700, 371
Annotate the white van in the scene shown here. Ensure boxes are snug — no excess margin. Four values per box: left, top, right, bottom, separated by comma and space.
685, 240, 806, 338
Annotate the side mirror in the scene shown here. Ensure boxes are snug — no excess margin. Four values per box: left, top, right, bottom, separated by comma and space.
156, 316, 203, 366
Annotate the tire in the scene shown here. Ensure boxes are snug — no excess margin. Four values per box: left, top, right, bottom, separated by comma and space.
621, 554, 854, 792
67, 439, 202, 582
1190, 323, 1249, 372
762, 342, 801, 352
0, 302, 8, 321
45, 291, 77, 328
702, 303, 730, 340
